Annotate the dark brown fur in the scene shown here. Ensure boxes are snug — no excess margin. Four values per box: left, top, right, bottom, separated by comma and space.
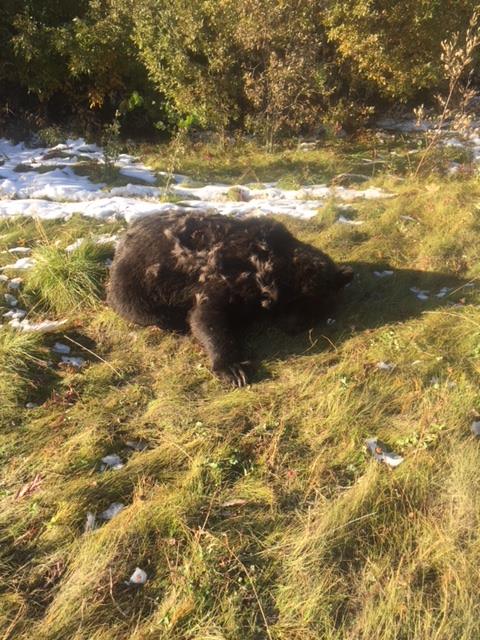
107, 212, 353, 386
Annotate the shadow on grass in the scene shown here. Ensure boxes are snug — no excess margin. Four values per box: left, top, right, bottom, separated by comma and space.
246, 261, 477, 373
22, 331, 101, 410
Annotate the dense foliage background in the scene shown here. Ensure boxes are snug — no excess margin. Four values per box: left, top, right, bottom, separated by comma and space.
1, 0, 479, 138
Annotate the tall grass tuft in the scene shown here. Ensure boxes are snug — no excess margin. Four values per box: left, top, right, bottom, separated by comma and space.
26, 241, 111, 315
0, 329, 44, 376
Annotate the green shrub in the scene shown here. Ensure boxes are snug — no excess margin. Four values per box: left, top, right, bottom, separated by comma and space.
1, 0, 480, 138
325, 0, 479, 101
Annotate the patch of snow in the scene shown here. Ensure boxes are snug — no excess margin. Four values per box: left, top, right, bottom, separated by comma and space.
436, 287, 452, 298
173, 182, 393, 207
3, 308, 26, 319
298, 141, 319, 151
110, 183, 162, 198
9, 317, 68, 332
377, 116, 480, 174
100, 502, 125, 520
366, 438, 404, 467
100, 454, 124, 470
52, 342, 71, 354
4, 293, 17, 306
65, 232, 119, 253
448, 162, 461, 176
0, 197, 184, 223
7, 277, 22, 290
1, 257, 36, 270
85, 512, 97, 533
410, 287, 430, 301
376, 118, 435, 133
430, 377, 456, 389
0, 136, 397, 223
61, 356, 85, 368
118, 165, 157, 184
337, 215, 365, 226
5, 247, 31, 255
65, 238, 84, 252
471, 420, 480, 436
376, 361, 395, 371
96, 233, 119, 246
127, 567, 147, 586
444, 137, 465, 148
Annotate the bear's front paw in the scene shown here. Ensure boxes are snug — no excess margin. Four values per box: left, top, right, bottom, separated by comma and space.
214, 361, 251, 388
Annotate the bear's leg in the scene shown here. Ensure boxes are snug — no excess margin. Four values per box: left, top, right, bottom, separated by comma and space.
189, 293, 249, 387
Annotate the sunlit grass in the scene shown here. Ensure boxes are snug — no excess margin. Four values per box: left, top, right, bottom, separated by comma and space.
26, 241, 111, 315
1, 143, 480, 639
0, 329, 45, 416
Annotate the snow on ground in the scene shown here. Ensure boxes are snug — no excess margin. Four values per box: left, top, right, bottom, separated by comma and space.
2, 116, 480, 227
0, 137, 395, 224
376, 118, 435, 133
0, 129, 475, 335
8, 317, 68, 333
377, 115, 480, 161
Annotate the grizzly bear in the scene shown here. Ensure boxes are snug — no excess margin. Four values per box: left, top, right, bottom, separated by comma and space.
107, 212, 353, 386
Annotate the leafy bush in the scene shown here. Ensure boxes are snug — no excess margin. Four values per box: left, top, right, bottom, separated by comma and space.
1, 0, 480, 139
326, 0, 480, 101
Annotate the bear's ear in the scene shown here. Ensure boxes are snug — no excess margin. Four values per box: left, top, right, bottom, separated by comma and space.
336, 266, 354, 288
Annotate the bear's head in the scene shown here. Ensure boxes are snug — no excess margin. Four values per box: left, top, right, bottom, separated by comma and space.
292, 246, 354, 300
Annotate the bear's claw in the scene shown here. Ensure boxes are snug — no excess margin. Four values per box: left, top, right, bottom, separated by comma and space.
216, 362, 250, 387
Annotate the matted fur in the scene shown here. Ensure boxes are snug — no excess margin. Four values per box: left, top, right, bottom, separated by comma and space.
107, 212, 353, 385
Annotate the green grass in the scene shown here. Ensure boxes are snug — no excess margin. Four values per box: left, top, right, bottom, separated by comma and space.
142, 130, 472, 186
25, 241, 112, 315
71, 160, 168, 189
1, 140, 480, 640
0, 330, 46, 416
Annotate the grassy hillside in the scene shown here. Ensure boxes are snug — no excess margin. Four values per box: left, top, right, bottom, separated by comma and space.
1, 137, 480, 640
